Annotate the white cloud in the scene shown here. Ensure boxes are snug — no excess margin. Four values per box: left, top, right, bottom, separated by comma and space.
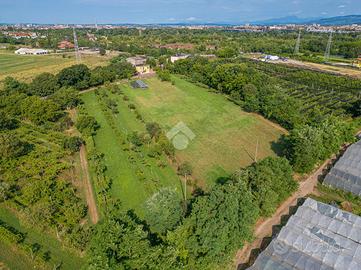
185, 17, 197, 21
338, 4, 345, 8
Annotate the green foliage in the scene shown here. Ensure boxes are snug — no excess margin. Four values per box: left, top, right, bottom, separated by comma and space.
0, 111, 18, 131
3, 77, 28, 94
146, 122, 161, 139
28, 73, 59, 97
76, 115, 99, 136
87, 205, 159, 269
0, 132, 30, 159
49, 87, 81, 109
239, 157, 298, 216
144, 188, 183, 235
177, 162, 193, 177
284, 116, 355, 173
180, 181, 259, 267
216, 47, 238, 58
157, 70, 172, 82
57, 64, 91, 90
62, 136, 84, 152
348, 99, 361, 117
20, 96, 61, 125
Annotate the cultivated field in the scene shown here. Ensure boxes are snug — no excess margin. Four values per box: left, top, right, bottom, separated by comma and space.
81, 90, 182, 214
0, 51, 111, 82
121, 76, 286, 186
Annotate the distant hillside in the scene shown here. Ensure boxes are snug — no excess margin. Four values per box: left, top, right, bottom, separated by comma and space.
252, 16, 317, 25
252, 15, 361, 26
307, 15, 361, 25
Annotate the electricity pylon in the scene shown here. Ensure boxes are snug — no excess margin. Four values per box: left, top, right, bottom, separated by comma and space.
324, 30, 333, 62
73, 27, 81, 63
294, 29, 301, 55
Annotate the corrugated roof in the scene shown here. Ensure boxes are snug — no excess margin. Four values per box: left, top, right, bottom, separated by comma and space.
248, 198, 361, 270
323, 140, 361, 196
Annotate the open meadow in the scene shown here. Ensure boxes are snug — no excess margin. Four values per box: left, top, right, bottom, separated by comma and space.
0, 50, 112, 82
105, 77, 286, 187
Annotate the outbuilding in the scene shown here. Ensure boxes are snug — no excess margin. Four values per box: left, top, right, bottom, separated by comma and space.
15, 48, 49, 55
131, 80, 148, 89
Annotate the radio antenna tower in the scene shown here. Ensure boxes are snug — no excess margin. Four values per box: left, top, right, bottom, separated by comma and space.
294, 29, 301, 55
324, 30, 333, 62
73, 27, 81, 63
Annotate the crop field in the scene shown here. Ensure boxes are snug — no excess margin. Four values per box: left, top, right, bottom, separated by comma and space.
0, 206, 84, 269
120, 76, 286, 186
250, 61, 361, 116
81, 90, 182, 214
0, 51, 111, 82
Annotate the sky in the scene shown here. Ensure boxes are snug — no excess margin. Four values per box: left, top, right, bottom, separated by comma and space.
1, 0, 361, 24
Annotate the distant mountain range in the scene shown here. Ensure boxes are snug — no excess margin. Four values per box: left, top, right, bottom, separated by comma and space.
252, 15, 361, 25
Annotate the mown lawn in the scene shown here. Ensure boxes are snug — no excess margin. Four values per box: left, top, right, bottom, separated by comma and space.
81, 91, 182, 214
121, 76, 286, 186
0, 51, 110, 82
0, 206, 85, 270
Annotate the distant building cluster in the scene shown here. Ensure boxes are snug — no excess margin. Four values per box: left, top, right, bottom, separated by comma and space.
58, 40, 75, 50
1, 22, 360, 33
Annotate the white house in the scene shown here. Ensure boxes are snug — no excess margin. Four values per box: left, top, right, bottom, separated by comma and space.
15, 48, 49, 55
170, 53, 191, 63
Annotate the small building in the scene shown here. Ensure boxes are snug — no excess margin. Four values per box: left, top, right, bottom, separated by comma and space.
15, 48, 48, 55
170, 53, 191, 63
126, 56, 151, 74
58, 40, 75, 50
131, 80, 148, 89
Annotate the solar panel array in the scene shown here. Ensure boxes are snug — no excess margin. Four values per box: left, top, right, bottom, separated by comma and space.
323, 140, 361, 196
248, 198, 361, 270
131, 80, 148, 89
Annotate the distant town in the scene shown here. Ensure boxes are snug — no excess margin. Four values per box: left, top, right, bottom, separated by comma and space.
1, 21, 361, 33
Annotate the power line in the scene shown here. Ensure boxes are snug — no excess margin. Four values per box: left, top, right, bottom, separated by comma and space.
324, 30, 333, 62
73, 27, 81, 63
294, 29, 301, 55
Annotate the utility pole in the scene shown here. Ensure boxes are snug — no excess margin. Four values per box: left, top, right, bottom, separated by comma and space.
324, 30, 333, 62
254, 139, 259, 162
294, 29, 301, 55
73, 27, 81, 63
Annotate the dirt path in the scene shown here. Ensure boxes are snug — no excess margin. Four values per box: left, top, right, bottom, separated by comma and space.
79, 145, 99, 224
67, 109, 99, 224
234, 158, 331, 269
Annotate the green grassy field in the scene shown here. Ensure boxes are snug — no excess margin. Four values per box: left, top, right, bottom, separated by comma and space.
81, 91, 182, 214
0, 206, 85, 270
121, 76, 286, 186
0, 51, 110, 82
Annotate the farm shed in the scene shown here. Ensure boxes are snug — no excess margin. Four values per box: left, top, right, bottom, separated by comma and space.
248, 198, 361, 270
323, 140, 361, 196
131, 80, 148, 89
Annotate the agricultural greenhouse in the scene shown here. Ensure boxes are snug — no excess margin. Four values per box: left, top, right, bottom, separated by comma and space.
323, 140, 361, 196
248, 198, 361, 270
